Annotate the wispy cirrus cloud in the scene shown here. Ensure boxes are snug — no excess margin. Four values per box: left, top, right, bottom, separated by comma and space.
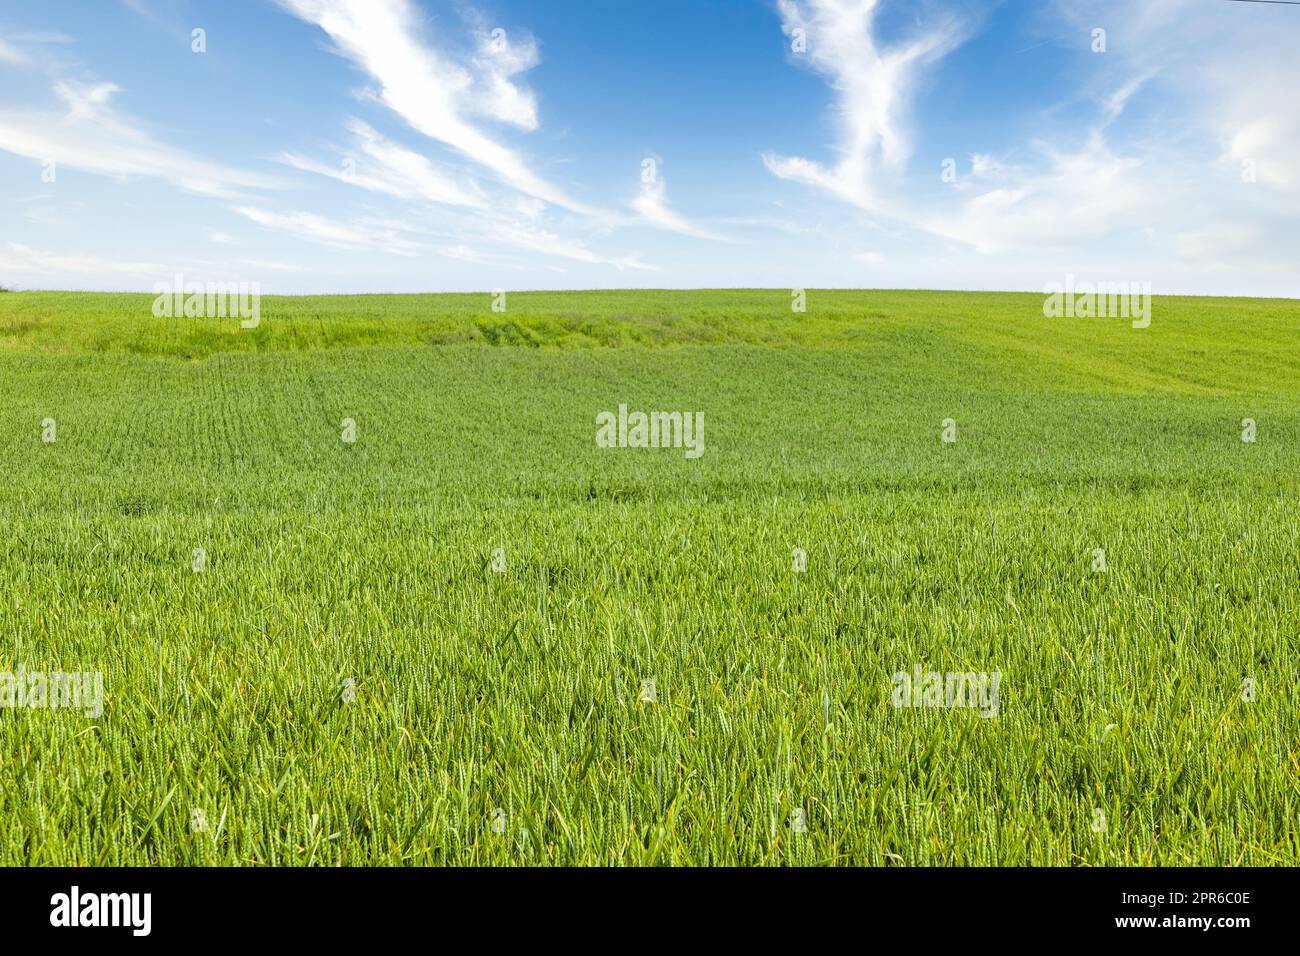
0, 241, 165, 279
6, 31, 76, 45
465, 16, 540, 131
0, 37, 28, 66
269, 0, 658, 271
925, 75, 1158, 254
0, 79, 279, 196
0, 30, 73, 66
279, 118, 484, 208
487, 219, 654, 271
232, 205, 427, 257
0, 240, 318, 289
763, 0, 966, 211
928, 0, 1300, 270
766, 0, 1300, 282
233, 200, 652, 271
631, 163, 724, 241
925, 133, 1156, 255
276, 0, 597, 215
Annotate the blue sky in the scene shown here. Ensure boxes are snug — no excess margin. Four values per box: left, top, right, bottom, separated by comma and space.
1, 0, 1297, 295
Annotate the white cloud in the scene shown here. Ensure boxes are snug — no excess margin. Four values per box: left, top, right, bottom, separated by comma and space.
279, 118, 484, 207
486, 219, 654, 271
0, 80, 279, 196
716, 214, 818, 237
7, 31, 76, 45
965, 153, 1014, 183
0, 241, 164, 280
237, 258, 308, 272
916, 62, 1173, 256
764, 0, 966, 211
233, 202, 651, 271
266, 3, 648, 275
1173, 224, 1256, 264
1216, 78, 1300, 196
277, 0, 596, 214
468, 23, 540, 131
0, 38, 29, 66
631, 171, 723, 241
927, 129, 1157, 254
433, 244, 491, 264
232, 205, 426, 256
0, 32, 68, 66
779, 0, 1300, 281
1100, 72, 1155, 126
1013, 0, 1300, 269
55, 80, 120, 118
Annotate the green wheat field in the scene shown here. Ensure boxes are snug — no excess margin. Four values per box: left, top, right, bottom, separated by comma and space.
0, 288, 1297, 866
